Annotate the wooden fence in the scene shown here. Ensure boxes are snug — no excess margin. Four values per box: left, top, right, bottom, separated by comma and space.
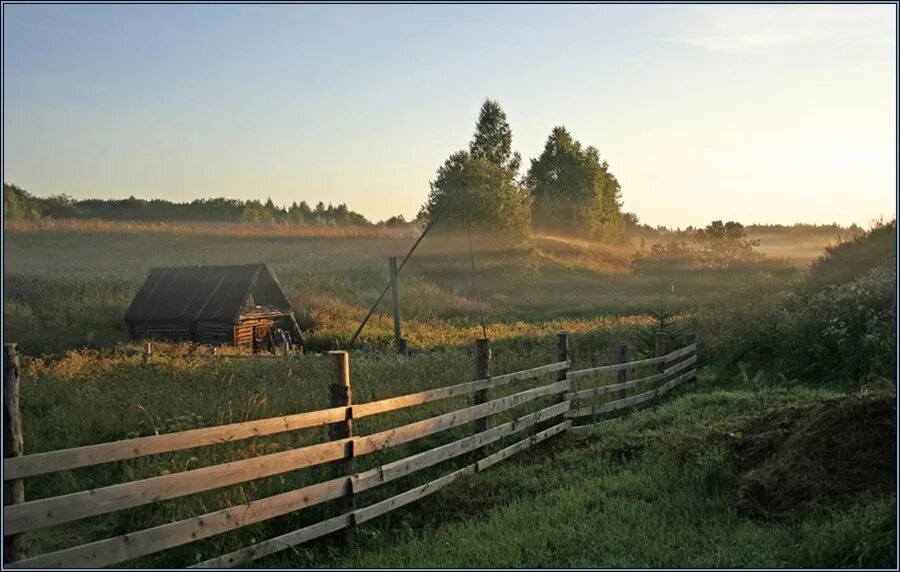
2, 332, 698, 568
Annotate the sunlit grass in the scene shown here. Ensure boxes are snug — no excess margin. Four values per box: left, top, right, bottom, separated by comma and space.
4, 219, 878, 567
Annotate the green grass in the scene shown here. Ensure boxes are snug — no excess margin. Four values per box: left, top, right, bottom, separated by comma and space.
3, 222, 807, 355
279, 378, 894, 569
3, 220, 892, 568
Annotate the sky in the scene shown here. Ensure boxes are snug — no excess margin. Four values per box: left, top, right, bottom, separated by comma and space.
2, 3, 896, 228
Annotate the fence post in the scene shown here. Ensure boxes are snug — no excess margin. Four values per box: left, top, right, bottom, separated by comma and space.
389, 257, 403, 354
684, 332, 697, 385
327, 351, 354, 522
616, 344, 628, 400
474, 338, 490, 433
685, 332, 697, 353
655, 332, 666, 376
556, 332, 569, 404
143, 341, 151, 364
4, 344, 25, 564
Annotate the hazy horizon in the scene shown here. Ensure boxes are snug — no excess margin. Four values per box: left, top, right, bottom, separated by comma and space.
3, 4, 897, 228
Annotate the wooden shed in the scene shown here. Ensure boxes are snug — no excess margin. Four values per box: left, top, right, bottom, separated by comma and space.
124, 264, 303, 348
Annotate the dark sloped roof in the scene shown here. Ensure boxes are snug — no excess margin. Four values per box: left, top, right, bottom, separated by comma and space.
124, 264, 293, 323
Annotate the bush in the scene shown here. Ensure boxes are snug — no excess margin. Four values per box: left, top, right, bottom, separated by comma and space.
710, 221, 897, 389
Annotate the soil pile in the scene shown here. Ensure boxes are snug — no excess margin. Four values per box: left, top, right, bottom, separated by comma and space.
731, 392, 895, 518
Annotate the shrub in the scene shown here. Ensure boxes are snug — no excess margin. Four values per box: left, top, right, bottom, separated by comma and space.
710, 221, 897, 389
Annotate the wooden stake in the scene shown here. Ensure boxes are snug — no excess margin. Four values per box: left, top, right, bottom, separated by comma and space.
143, 341, 151, 364
326, 351, 354, 519
473, 338, 490, 433
616, 344, 628, 400
4, 344, 25, 564
556, 332, 569, 404
389, 256, 403, 353
684, 333, 697, 385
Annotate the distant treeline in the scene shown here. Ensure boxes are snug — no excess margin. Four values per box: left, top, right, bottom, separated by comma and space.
3, 182, 868, 238
1, 183, 401, 227
624, 213, 865, 242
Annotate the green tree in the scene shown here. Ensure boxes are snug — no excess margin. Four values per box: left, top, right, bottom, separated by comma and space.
693, 220, 761, 269
526, 127, 624, 241
588, 147, 625, 242
469, 99, 521, 172
422, 100, 531, 239
241, 200, 275, 223
3, 183, 41, 220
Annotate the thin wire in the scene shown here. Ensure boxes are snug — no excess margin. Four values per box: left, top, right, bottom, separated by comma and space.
468, 221, 488, 339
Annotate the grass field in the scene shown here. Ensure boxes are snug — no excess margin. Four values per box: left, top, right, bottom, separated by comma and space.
2, 219, 893, 568
3, 219, 823, 356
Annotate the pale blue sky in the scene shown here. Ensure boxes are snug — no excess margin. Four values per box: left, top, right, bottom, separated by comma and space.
2, 3, 896, 227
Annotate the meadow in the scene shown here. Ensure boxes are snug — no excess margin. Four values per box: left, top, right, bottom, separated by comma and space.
1, 219, 894, 568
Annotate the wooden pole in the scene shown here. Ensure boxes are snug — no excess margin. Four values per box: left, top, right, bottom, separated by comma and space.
685, 332, 697, 352
655, 332, 667, 376
346, 183, 465, 348
143, 341, 151, 364
389, 257, 403, 354
327, 351, 354, 520
684, 333, 697, 385
4, 344, 25, 564
556, 332, 569, 403
473, 338, 490, 433
616, 344, 628, 400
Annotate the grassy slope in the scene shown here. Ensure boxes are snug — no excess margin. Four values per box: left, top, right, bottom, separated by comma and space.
293, 375, 895, 569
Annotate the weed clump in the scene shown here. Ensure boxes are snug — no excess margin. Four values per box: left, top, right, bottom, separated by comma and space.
730, 392, 896, 519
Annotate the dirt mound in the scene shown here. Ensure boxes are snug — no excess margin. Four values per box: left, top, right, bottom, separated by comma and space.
730, 392, 896, 519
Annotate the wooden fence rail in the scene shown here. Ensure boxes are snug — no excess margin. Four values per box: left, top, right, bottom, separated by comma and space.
2, 332, 697, 569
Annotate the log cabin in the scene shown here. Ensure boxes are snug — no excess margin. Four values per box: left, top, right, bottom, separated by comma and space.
124, 264, 303, 348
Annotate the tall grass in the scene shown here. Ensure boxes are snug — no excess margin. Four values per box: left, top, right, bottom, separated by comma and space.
4, 219, 882, 567
288, 382, 894, 569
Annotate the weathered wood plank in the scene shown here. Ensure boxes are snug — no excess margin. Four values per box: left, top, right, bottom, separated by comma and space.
475, 420, 571, 472
4, 343, 25, 564
10, 401, 571, 569
6, 477, 347, 569
3, 406, 348, 481
352, 360, 569, 419
567, 344, 696, 381
4, 361, 570, 482
353, 400, 570, 491
357, 421, 571, 522
664, 343, 697, 362
565, 369, 696, 418
355, 379, 571, 456
2, 438, 349, 536
4, 378, 569, 537
355, 466, 475, 526
569, 355, 698, 400
192, 513, 352, 568
198, 420, 572, 568
569, 371, 666, 401
567, 355, 666, 381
